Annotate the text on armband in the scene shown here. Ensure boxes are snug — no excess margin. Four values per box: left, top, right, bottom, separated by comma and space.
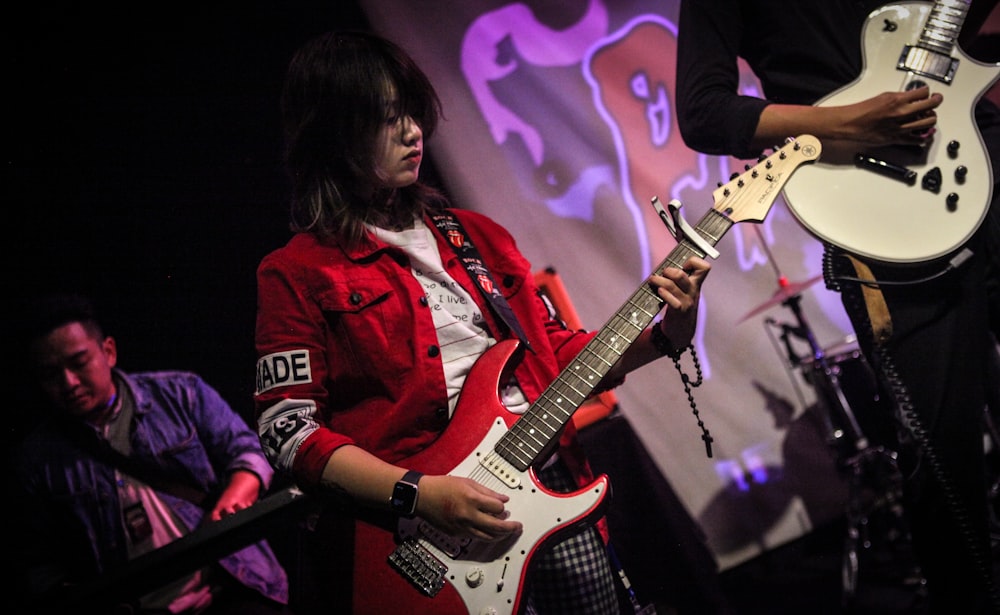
256, 349, 312, 394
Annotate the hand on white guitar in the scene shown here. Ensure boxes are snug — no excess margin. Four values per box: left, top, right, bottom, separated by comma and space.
757, 85, 943, 152
417, 474, 523, 542
839, 84, 943, 145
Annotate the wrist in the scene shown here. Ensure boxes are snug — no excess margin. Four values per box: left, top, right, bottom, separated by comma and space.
650, 319, 684, 360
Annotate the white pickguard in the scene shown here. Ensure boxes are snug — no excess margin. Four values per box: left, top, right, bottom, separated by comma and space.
396, 418, 608, 615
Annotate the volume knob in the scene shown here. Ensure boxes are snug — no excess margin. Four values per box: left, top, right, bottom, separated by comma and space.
466, 566, 485, 587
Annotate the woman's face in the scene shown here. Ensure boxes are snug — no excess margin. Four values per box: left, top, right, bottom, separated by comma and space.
375, 101, 423, 189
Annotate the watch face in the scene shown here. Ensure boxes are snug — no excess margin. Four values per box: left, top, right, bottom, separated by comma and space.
391, 481, 418, 516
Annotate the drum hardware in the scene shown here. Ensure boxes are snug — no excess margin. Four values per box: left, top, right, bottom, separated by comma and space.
737, 273, 824, 324
757, 292, 919, 605
740, 228, 869, 453
743, 230, 918, 605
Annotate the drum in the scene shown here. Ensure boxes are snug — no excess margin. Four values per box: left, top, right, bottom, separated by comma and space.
801, 338, 893, 453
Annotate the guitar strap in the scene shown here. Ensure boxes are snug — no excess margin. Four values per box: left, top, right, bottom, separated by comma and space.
845, 254, 893, 345
57, 415, 210, 508
429, 210, 534, 353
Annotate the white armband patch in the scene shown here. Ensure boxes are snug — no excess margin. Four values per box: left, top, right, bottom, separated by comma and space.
258, 398, 320, 472
256, 349, 312, 395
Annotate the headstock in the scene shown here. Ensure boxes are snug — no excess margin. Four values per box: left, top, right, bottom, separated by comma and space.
713, 135, 821, 224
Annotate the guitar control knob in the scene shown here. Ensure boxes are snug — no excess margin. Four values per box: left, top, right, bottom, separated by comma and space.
947, 193, 959, 211
465, 567, 485, 587
947, 140, 960, 157
955, 165, 968, 182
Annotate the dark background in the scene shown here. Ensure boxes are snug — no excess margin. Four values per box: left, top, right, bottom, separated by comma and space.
11, 5, 992, 612
9, 3, 376, 428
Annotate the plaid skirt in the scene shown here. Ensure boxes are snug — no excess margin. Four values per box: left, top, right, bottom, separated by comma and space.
523, 460, 622, 615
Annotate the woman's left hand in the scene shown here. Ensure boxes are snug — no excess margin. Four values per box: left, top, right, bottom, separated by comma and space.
652, 255, 711, 350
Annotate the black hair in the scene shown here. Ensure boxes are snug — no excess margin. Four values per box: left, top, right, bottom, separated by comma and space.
18, 293, 105, 349
280, 30, 447, 246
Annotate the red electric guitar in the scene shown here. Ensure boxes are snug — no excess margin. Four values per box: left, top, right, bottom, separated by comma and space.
346, 136, 822, 614
781, 0, 999, 265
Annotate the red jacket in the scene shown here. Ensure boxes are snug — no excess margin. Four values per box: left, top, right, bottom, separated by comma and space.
254, 208, 613, 493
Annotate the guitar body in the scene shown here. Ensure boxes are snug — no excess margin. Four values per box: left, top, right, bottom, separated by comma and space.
349, 339, 609, 615
325, 136, 821, 615
781, 2, 999, 265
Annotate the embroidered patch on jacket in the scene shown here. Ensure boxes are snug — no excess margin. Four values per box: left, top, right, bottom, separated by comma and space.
256, 349, 312, 394
258, 399, 319, 471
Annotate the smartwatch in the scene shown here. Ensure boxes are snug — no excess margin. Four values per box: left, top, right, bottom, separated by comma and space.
389, 470, 423, 518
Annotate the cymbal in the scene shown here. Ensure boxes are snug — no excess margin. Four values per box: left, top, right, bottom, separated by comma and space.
738, 274, 824, 323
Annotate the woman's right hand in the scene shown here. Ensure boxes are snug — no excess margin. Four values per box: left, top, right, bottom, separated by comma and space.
416, 474, 523, 541
834, 85, 942, 146
755, 85, 943, 154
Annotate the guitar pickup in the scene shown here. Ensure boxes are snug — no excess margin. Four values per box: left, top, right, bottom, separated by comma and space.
415, 520, 471, 558
897, 45, 958, 84
854, 154, 917, 185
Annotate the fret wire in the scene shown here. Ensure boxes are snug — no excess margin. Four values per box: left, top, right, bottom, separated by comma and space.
546, 372, 590, 404
574, 345, 616, 379
495, 441, 532, 468
547, 374, 582, 401
497, 432, 537, 466
593, 323, 643, 353
510, 412, 556, 442
536, 383, 586, 419
515, 403, 562, 436
563, 358, 606, 391
510, 418, 552, 453
496, 207, 736, 470
514, 424, 555, 453
586, 335, 632, 368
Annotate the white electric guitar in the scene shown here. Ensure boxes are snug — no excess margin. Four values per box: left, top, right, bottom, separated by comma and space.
781, 0, 999, 265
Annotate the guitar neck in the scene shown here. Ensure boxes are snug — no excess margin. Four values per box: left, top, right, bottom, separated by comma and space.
920, 0, 969, 54
498, 209, 733, 472
492, 135, 821, 471
904, 0, 970, 83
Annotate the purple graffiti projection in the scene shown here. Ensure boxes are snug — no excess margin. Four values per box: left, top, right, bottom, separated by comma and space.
460, 1, 621, 231
584, 15, 713, 372
461, 0, 608, 167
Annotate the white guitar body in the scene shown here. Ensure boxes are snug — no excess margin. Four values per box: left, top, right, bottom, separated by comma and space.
781, 1, 999, 265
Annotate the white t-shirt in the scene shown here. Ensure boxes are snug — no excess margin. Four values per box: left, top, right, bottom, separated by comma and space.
370, 219, 529, 416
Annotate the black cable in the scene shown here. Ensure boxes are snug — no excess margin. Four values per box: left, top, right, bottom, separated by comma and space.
873, 343, 1000, 611
823, 243, 1000, 611
828, 248, 973, 288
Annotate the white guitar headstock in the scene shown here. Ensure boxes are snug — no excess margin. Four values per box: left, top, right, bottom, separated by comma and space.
713, 135, 822, 224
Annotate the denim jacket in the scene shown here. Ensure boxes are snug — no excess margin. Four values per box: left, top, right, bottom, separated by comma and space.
15, 368, 289, 606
